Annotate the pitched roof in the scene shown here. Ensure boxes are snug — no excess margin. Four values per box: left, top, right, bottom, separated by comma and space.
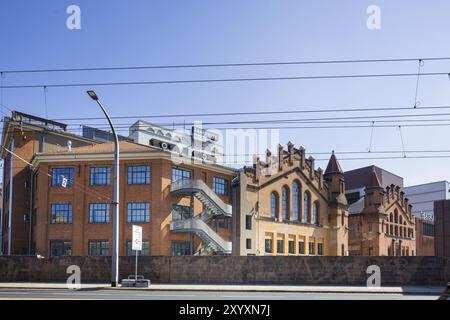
324, 151, 343, 174
367, 169, 382, 188
348, 197, 365, 215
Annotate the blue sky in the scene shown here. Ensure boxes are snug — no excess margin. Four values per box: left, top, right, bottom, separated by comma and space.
1, 0, 450, 186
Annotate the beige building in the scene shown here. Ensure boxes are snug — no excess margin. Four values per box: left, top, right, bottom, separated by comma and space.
233, 143, 349, 256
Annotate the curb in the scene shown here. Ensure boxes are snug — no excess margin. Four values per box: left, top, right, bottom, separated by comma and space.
0, 284, 445, 295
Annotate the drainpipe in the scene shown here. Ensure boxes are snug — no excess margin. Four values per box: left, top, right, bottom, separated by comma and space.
7, 138, 14, 255
28, 169, 33, 255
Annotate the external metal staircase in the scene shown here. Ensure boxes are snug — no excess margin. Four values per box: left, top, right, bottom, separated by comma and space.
170, 179, 232, 254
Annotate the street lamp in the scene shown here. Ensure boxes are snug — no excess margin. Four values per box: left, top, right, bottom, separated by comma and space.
87, 90, 120, 287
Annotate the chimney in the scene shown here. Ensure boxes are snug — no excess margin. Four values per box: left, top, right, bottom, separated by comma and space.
287, 141, 294, 165
298, 146, 305, 169
278, 144, 284, 171
308, 156, 315, 179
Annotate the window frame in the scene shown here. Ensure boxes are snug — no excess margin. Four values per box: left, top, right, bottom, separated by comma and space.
89, 167, 111, 186
50, 203, 73, 224
265, 239, 272, 254
89, 203, 110, 224
51, 167, 74, 187
213, 176, 228, 195
126, 240, 150, 256
50, 240, 72, 257
127, 165, 151, 185
172, 167, 192, 182
171, 241, 192, 256
88, 240, 109, 256
126, 202, 150, 223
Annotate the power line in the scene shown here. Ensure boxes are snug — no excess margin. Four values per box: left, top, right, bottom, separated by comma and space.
2, 56, 450, 74
227, 155, 450, 164
2, 121, 450, 136
2, 71, 450, 89
33, 111, 450, 127
29, 105, 450, 121
60, 117, 450, 128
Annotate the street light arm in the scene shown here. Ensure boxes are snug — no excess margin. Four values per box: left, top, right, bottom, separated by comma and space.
95, 99, 119, 146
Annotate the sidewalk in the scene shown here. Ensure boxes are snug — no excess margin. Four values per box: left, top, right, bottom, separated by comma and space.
0, 282, 444, 295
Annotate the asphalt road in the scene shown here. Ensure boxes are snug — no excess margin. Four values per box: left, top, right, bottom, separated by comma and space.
0, 289, 440, 300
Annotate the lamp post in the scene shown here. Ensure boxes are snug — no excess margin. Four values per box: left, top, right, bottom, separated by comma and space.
87, 90, 120, 287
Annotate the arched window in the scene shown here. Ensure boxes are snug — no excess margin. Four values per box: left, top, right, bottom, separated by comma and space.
313, 201, 319, 225
394, 209, 398, 223
271, 192, 279, 219
389, 213, 393, 222
281, 186, 289, 221
292, 181, 300, 221
304, 192, 311, 223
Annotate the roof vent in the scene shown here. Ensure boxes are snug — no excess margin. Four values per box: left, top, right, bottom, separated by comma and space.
67, 140, 72, 152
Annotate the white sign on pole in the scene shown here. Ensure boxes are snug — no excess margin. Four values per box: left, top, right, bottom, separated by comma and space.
61, 176, 68, 188
132, 225, 142, 251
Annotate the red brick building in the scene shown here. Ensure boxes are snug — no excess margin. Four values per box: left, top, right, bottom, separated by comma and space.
0, 112, 97, 255
30, 141, 234, 257
434, 199, 450, 257
348, 170, 416, 256
415, 217, 435, 256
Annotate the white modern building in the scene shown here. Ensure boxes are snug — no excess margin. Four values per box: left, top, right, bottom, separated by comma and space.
404, 181, 450, 219
128, 120, 224, 164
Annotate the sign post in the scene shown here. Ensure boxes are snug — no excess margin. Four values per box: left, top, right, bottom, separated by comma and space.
132, 225, 142, 283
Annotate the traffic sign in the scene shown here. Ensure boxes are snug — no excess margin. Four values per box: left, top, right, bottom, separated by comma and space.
132, 225, 142, 251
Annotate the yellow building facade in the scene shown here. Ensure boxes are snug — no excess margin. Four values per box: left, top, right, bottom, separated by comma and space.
232, 143, 349, 256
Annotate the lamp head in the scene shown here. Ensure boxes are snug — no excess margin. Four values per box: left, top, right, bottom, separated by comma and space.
87, 90, 98, 101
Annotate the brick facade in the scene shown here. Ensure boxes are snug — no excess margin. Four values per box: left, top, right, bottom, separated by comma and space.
348, 171, 416, 256
31, 142, 234, 257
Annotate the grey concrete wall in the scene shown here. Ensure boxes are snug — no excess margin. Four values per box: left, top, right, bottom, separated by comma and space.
0, 256, 449, 286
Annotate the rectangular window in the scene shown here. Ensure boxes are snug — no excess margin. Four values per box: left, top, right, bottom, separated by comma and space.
277, 239, 283, 254
298, 241, 305, 254
215, 217, 229, 229
90, 167, 111, 186
50, 241, 72, 257
265, 239, 272, 254
309, 241, 315, 255
288, 240, 295, 254
422, 223, 434, 237
127, 202, 150, 223
172, 204, 191, 221
128, 165, 151, 185
368, 247, 373, 256
126, 240, 150, 256
317, 243, 324, 256
171, 241, 191, 256
246, 238, 252, 250
88, 240, 109, 256
172, 167, 191, 182
245, 215, 252, 230
50, 203, 72, 224
89, 203, 110, 224
51, 167, 74, 187
213, 177, 228, 195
